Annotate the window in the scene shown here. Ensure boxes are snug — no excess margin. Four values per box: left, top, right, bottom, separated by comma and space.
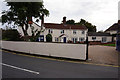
73, 30, 77, 34
55, 37, 59, 42
82, 31, 85, 34
48, 29, 53, 34
102, 37, 107, 43
79, 37, 84, 42
39, 35, 44, 42
72, 38, 78, 43
92, 37, 96, 40
61, 30, 64, 34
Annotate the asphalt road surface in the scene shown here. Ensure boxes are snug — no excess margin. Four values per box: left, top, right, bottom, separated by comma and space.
1, 50, 118, 78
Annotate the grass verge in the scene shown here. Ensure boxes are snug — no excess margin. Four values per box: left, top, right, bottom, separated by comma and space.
102, 44, 116, 47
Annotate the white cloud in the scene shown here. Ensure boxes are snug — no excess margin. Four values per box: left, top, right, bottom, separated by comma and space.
44, 0, 119, 31
0, 0, 119, 31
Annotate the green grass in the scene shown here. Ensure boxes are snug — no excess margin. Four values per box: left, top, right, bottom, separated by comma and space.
102, 44, 116, 47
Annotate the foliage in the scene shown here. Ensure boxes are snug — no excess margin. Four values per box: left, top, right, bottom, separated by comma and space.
1, 2, 49, 41
66, 19, 75, 25
76, 19, 97, 32
2, 29, 23, 41
46, 34, 52, 42
66, 19, 97, 32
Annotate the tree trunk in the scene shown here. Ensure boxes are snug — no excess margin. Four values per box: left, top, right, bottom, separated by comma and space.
21, 23, 29, 41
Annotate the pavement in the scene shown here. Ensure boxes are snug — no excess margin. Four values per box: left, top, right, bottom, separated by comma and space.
88, 45, 119, 66
1, 50, 119, 78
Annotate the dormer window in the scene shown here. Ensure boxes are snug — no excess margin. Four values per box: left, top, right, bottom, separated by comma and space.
61, 30, 64, 34
48, 29, 53, 34
73, 30, 77, 34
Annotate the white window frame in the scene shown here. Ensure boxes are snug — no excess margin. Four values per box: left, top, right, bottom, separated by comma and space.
48, 29, 53, 34
61, 30, 64, 34
72, 37, 78, 43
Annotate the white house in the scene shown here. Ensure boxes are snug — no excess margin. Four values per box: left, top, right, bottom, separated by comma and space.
88, 20, 120, 43
18, 16, 88, 43
105, 21, 120, 41
88, 32, 112, 43
105, 23, 119, 35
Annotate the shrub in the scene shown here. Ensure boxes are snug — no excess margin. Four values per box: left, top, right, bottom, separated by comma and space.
2, 29, 23, 41
67, 40, 73, 43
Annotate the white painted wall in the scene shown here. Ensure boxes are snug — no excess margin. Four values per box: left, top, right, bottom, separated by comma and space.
106, 31, 117, 35
88, 36, 112, 42
2, 41, 87, 60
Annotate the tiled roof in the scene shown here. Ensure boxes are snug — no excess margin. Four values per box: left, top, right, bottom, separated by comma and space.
105, 23, 120, 32
44, 23, 87, 30
88, 32, 111, 36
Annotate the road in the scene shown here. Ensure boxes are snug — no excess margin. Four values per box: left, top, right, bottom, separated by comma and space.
1, 50, 118, 78
88, 45, 118, 66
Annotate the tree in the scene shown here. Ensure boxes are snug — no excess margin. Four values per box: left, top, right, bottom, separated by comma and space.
66, 19, 75, 25
66, 18, 97, 32
1, 2, 49, 41
46, 34, 52, 42
76, 19, 86, 25
76, 19, 97, 32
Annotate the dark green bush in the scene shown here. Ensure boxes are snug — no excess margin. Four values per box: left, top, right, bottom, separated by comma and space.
2, 29, 23, 41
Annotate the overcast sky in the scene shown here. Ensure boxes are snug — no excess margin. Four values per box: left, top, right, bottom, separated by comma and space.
0, 0, 120, 31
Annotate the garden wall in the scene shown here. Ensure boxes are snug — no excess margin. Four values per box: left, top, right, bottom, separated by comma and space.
2, 41, 87, 60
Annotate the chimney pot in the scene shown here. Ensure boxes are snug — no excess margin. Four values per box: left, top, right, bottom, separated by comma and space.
62, 16, 66, 24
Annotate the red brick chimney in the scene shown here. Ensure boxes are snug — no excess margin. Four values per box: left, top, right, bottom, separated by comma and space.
62, 16, 66, 24
41, 14, 44, 26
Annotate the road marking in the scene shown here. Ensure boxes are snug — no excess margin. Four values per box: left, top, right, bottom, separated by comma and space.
2, 50, 120, 68
0, 63, 39, 75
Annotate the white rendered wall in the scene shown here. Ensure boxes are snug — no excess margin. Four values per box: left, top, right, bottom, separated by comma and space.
2, 41, 87, 60
88, 36, 112, 42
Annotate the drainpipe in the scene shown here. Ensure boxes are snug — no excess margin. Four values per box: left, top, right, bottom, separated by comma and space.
86, 31, 89, 60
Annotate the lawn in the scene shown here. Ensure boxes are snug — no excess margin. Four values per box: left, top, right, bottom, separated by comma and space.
102, 44, 116, 47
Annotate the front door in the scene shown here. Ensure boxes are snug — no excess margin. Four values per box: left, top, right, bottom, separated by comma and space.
63, 37, 66, 43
